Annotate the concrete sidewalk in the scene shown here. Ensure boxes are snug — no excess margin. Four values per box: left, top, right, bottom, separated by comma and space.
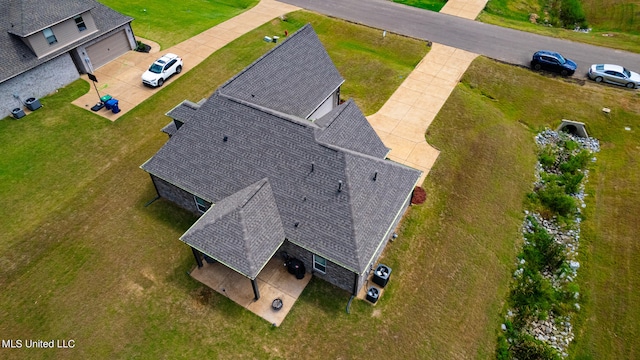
72, 0, 299, 120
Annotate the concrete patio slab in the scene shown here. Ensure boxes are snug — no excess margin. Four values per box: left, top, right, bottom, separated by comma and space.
190, 257, 311, 326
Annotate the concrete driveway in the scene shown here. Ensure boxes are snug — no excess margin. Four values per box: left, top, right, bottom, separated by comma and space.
369, 44, 478, 184
72, 0, 300, 121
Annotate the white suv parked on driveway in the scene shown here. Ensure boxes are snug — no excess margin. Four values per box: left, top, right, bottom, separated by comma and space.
142, 53, 183, 87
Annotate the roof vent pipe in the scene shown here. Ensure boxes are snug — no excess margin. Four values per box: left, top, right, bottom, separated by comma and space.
311, 162, 315, 173
338, 180, 343, 192
373, 172, 378, 181
223, 136, 228, 142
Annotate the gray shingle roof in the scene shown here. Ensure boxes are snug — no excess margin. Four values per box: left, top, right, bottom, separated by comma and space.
7, 0, 95, 36
162, 99, 203, 135
180, 179, 285, 279
315, 99, 389, 159
1, 0, 133, 82
219, 24, 344, 119
161, 121, 177, 136
141, 25, 421, 274
142, 93, 420, 273
165, 99, 204, 123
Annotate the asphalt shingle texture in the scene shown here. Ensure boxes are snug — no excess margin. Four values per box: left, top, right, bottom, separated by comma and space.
219, 24, 344, 119
142, 25, 421, 274
181, 179, 285, 279
315, 99, 389, 159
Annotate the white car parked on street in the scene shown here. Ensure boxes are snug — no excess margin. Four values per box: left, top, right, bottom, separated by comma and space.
588, 64, 640, 89
142, 53, 183, 87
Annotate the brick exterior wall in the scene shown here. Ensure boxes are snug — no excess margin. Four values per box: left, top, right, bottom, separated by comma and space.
1, 54, 79, 119
151, 175, 210, 216
280, 240, 358, 294
150, 175, 413, 295
356, 192, 413, 292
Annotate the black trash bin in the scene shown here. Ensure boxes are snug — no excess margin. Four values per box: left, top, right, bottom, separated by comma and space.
286, 258, 306, 279
366, 286, 380, 303
25, 97, 42, 111
372, 264, 392, 288
12, 108, 25, 119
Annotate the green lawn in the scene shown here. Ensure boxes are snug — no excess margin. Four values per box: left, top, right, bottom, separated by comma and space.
1, 8, 638, 360
392, 0, 448, 12
450, 58, 640, 359
99, 0, 259, 49
479, 0, 640, 54
393, 0, 640, 54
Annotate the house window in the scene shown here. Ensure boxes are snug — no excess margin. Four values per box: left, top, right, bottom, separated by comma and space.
313, 255, 326, 274
75, 16, 87, 32
194, 196, 210, 214
43, 28, 57, 45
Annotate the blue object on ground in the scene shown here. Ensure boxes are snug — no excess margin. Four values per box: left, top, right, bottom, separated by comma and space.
105, 98, 120, 113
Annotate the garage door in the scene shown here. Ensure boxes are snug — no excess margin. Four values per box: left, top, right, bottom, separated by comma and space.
86, 30, 130, 69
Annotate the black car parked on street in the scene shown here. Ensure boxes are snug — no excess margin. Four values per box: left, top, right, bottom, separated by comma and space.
531, 50, 577, 76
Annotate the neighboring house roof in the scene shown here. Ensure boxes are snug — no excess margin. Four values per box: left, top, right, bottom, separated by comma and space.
0, 0, 133, 83
7, 0, 94, 36
141, 25, 421, 274
181, 179, 285, 279
219, 24, 344, 119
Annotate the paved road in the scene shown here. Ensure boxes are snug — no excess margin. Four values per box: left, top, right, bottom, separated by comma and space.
279, 0, 640, 77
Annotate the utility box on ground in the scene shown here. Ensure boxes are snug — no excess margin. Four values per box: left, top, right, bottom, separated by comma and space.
12, 108, 25, 119
25, 98, 42, 111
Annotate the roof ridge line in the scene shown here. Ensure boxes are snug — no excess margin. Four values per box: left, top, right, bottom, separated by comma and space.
218, 23, 313, 92
238, 178, 269, 209
218, 91, 319, 129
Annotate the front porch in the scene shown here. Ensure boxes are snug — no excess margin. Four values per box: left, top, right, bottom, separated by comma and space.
189, 257, 311, 326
